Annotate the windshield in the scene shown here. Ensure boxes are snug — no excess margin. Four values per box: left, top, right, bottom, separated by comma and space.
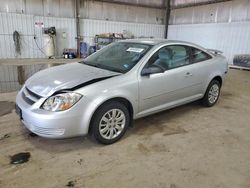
80, 42, 152, 73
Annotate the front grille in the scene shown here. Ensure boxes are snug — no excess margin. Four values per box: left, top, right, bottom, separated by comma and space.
25, 87, 41, 99
29, 124, 65, 136
22, 87, 41, 105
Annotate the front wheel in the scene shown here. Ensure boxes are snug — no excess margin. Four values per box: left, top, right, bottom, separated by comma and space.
91, 101, 130, 144
202, 80, 221, 107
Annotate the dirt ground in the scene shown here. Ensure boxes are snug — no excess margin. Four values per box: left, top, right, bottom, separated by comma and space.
0, 69, 250, 188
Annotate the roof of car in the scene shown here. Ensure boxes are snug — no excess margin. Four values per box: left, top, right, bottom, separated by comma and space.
119, 39, 211, 54
120, 38, 200, 47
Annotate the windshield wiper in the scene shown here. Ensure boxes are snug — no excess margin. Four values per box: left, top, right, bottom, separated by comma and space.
81, 61, 99, 68
81, 61, 124, 73
97, 64, 125, 73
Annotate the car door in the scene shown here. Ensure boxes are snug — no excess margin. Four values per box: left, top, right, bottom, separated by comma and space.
137, 45, 203, 116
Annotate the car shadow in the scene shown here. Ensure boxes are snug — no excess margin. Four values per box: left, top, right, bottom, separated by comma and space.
24, 131, 101, 153
26, 101, 203, 152
126, 100, 202, 137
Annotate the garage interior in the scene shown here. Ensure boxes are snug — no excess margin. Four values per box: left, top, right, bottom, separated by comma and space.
0, 0, 250, 188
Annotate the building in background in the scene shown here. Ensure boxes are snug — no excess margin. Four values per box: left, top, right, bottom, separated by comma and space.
0, 0, 250, 92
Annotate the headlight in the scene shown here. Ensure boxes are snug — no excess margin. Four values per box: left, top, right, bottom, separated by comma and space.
42, 92, 82, 112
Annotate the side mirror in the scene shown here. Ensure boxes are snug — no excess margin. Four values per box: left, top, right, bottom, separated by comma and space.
141, 65, 164, 76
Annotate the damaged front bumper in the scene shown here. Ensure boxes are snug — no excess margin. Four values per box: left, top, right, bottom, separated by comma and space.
15, 87, 91, 138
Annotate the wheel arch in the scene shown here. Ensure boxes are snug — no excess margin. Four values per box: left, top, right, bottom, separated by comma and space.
88, 97, 134, 134
202, 75, 222, 107
212, 75, 222, 86
206, 73, 223, 90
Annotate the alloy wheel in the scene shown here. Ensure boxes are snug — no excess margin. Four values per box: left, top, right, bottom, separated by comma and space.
99, 109, 126, 140
208, 84, 219, 104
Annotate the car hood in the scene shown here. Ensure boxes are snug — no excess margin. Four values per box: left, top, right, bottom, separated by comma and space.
25, 62, 121, 97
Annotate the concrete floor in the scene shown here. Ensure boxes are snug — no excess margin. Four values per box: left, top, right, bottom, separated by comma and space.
0, 69, 249, 188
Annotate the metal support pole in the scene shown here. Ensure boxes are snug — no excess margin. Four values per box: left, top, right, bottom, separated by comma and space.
75, 0, 81, 58
164, 0, 171, 39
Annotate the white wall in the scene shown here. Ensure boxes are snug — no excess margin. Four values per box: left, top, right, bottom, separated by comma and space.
0, 12, 76, 58
170, 0, 250, 24
168, 21, 250, 64
1, 0, 250, 92
0, 0, 75, 17
168, 0, 250, 65
82, 19, 164, 45
0, 0, 165, 24
0, 12, 164, 92
80, 1, 165, 25
0, 12, 165, 59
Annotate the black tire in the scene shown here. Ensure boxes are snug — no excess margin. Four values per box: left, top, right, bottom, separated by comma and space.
91, 101, 130, 144
202, 80, 221, 107
233, 55, 250, 68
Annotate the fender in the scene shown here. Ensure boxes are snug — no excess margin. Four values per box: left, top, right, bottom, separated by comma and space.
79, 91, 138, 134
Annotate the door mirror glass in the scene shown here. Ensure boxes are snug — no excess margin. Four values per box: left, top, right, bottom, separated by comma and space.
141, 65, 164, 76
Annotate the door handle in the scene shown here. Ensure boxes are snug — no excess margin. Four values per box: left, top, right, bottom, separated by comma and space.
185, 72, 193, 77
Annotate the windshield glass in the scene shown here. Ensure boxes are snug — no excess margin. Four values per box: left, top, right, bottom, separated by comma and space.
80, 42, 152, 73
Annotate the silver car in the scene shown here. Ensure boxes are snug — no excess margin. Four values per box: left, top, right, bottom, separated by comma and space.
16, 39, 228, 144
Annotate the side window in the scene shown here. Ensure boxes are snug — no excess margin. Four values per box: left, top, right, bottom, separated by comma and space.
147, 45, 191, 70
167, 45, 190, 69
191, 48, 212, 63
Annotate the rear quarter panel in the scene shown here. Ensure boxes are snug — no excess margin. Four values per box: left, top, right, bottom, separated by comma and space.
203, 55, 228, 93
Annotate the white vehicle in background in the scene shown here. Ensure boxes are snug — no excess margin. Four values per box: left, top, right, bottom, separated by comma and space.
16, 39, 228, 144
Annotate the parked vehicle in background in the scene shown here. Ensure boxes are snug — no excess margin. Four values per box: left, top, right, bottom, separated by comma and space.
16, 39, 228, 144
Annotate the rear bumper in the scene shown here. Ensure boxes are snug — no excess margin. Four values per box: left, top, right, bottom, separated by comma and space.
16, 88, 91, 139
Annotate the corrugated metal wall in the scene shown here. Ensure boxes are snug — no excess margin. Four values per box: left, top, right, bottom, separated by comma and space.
0, 13, 71, 92
0, 12, 164, 59
0, 64, 48, 92
80, 1, 165, 24
168, 21, 250, 64
0, 0, 165, 24
0, 12, 164, 92
168, 0, 250, 65
0, 65, 20, 92
1, 0, 250, 93
0, 12, 76, 59
170, 0, 250, 24
82, 19, 164, 45
0, 0, 75, 17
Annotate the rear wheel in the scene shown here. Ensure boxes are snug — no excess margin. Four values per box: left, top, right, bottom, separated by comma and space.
91, 101, 130, 144
202, 80, 221, 107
